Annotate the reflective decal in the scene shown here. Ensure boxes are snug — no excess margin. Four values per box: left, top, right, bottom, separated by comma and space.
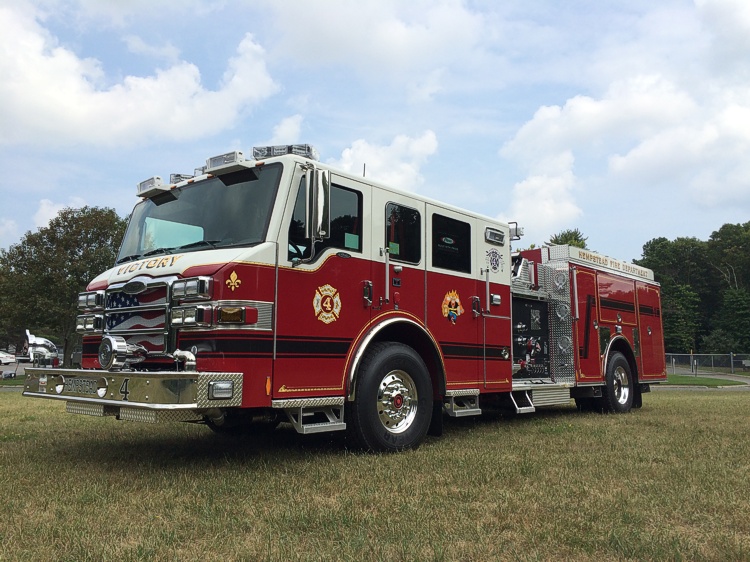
314, 284, 342, 324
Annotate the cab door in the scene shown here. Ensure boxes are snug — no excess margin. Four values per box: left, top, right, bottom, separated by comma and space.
475, 224, 512, 390
274, 169, 372, 398
425, 206, 484, 389
370, 188, 426, 321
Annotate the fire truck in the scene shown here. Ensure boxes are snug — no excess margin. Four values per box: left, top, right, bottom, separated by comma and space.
23, 144, 666, 451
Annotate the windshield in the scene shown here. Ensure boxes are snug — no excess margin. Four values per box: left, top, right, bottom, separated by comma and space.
117, 163, 282, 263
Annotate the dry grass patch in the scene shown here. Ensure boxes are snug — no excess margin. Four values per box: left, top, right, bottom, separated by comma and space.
1, 390, 749, 561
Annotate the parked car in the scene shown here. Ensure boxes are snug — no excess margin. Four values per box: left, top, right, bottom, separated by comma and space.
0, 351, 15, 365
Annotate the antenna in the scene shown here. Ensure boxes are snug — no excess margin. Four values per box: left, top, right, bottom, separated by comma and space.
363, 163, 366, 177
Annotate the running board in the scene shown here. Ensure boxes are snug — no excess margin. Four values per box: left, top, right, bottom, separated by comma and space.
272, 397, 346, 434
509, 391, 536, 414
444, 389, 482, 417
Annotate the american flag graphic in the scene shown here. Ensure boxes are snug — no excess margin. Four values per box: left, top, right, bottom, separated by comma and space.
105, 287, 167, 352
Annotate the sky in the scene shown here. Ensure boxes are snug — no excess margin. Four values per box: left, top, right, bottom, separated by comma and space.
1, 0, 749, 263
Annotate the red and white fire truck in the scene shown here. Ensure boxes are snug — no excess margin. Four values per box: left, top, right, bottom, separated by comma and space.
23, 145, 666, 451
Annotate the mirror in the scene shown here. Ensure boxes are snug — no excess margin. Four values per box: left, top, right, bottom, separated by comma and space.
305, 168, 330, 241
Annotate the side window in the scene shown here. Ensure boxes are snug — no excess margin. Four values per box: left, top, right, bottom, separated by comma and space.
386, 203, 421, 264
432, 213, 471, 273
288, 178, 309, 260
288, 181, 362, 261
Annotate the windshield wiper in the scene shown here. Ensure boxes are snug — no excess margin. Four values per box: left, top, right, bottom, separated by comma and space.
141, 247, 175, 257
176, 240, 221, 251
116, 254, 142, 265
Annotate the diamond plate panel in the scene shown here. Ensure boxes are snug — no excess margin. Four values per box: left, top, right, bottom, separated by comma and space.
118, 407, 201, 423
66, 402, 118, 417
196, 372, 244, 408
539, 263, 575, 384
272, 397, 345, 409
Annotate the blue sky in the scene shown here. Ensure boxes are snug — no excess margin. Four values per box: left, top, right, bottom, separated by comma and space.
1, 0, 749, 262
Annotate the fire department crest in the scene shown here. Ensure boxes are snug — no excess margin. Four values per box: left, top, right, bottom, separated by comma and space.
486, 248, 504, 273
313, 284, 342, 324
441, 290, 464, 324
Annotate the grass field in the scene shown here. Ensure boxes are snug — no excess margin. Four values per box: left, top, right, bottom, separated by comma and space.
1, 390, 749, 561
665, 373, 746, 386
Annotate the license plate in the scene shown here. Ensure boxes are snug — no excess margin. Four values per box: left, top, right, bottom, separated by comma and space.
63, 377, 99, 396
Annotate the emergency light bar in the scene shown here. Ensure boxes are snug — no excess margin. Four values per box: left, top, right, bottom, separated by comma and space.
137, 176, 170, 199
252, 144, 319, 161
205, 151, 244, 171
170, 173, 194, 184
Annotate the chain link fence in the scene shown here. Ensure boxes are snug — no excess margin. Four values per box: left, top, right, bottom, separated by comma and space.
666, 353, 750, 375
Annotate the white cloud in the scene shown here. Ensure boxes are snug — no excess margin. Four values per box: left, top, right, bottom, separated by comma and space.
330, 131, 438, 191
123, 35, 180, 63
267, 115, 303, 145
501, 75, 697, 172
261, 0, 485, 85
0, 5, 278, 147
696, 0, 750, 75
33, 197, 87, 228
496, 151, 582, 246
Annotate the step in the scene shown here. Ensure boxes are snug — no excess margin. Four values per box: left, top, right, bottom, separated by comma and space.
509, 391, 535, 414
444, 388, 482, 417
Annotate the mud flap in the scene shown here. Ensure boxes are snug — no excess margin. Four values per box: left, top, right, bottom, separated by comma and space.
428, 400, 443, 436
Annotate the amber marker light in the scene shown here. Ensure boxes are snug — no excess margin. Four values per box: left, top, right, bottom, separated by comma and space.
217, 306, 258, 325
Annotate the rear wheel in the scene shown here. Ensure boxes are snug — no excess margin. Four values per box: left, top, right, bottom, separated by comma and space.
603, 352, 634, 413
348, 342, 432, 452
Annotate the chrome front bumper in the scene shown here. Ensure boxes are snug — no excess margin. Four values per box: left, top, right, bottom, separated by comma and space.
23, 368, 243, 423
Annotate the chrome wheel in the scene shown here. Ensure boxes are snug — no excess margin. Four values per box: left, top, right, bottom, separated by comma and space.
613, 365, 630, 405
604, 352, 634, 413
377, 369, 419, 434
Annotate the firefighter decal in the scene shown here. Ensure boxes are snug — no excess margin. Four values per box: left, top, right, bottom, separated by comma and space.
442, 290, 464, 324
313, 284, 342, 324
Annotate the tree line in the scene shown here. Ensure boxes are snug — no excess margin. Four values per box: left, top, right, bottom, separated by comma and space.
634, 222, 750, 354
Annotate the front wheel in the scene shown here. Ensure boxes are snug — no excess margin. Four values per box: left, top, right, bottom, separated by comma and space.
603, 352, 634, 413
348, 342, 432, 452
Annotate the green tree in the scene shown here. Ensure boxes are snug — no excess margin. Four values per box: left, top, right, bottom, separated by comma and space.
635, 236, 718, 351
661, 283, 701, 353
707, 222, 750, 290
0, 207, 127, 365
546, 228, 588, 249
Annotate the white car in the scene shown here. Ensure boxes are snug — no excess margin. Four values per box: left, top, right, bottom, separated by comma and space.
0, 351, 15, 365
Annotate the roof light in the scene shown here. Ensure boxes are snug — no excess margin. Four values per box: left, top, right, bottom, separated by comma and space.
170, 173, 194, 184
194, 166, 207, 176
252, 144, 319, 161
206, 151, 244, 171
137, 176, 170, 199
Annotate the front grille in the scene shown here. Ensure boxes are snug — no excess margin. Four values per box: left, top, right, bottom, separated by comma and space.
105, 283, 169, 354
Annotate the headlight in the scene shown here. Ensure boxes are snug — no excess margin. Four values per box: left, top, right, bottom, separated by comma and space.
76, 314, 103, 333
170, 305, 211, 327
172, 277, 212, 300
78, 291, 104, 310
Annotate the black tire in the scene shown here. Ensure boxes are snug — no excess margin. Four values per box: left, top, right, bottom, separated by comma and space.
602, 352, 634, 413
348, 342, 432, 452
